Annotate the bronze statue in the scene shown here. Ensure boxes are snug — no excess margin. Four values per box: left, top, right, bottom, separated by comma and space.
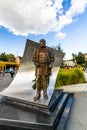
32, 39, 55, 101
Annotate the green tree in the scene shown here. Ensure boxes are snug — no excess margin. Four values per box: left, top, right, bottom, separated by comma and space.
0, 53, 16, 62
0, 52, 8, 61
52, 43, 63, 52
75, 52, 85, 65
72, 53, 76, 62
60, 60, 65, 68
84, 61, 87, 68
7, 54, 16, 62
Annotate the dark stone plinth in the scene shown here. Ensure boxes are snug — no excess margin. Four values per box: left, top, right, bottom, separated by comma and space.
0, 90, 73, 130
2, 90, 63, 115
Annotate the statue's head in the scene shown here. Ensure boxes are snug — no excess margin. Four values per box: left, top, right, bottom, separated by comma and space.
39, 39, 46, 48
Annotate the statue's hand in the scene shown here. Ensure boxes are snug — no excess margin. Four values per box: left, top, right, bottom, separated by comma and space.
35, 62, 40, 67
49, 62, 54, 68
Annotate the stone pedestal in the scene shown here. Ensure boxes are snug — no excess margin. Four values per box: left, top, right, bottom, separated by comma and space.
0, 90, 73, 130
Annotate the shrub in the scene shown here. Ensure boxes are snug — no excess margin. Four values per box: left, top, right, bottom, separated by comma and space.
55, 68, 86, 88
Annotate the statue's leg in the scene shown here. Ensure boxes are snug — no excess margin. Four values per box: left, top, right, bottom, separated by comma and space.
43, 76, 48, 100
33, 75, 41, 101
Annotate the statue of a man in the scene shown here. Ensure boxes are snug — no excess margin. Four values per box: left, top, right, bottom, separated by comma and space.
32, 39, 55, 101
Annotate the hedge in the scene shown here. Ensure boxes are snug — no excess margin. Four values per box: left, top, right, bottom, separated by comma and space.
55, 68, 86, 88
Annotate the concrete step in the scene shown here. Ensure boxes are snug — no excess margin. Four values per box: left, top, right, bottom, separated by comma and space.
49, 90, 64, 112
56, 93, 74, 130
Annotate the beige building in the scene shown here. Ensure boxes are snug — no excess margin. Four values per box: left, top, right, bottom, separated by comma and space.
84, 53, 87, 60
16, 56, 22, 63
63, 59, 77, 67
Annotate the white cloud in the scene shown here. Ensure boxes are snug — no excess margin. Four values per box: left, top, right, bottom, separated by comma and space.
55, 0, 87, 32
0, 0, 62, 36
70, 0, 87, 15
55, 32, 66, 39
0, 0, 87, 38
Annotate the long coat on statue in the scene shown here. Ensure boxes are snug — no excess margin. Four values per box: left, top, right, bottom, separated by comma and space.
32, 47, 55, 76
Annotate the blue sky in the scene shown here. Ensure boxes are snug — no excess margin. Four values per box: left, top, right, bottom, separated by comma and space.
0, 0, 87, 60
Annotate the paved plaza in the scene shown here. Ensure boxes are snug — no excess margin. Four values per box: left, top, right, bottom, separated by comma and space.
0, 73, 13, 92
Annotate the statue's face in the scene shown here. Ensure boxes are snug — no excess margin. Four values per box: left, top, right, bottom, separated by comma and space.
39, 41, 46, 47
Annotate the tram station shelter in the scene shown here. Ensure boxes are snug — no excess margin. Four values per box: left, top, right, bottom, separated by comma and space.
0, 61, 20, 72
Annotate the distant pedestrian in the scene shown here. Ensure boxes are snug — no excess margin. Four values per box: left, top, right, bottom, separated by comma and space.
2, 69, 5, 76
66, 66, 69, 70
10, 67, 15, 79
0, 70, 1, 76
0, 68, 1, 75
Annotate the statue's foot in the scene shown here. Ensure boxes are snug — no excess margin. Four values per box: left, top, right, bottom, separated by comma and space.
44, 94, 48, 100
33, 94, 40, 101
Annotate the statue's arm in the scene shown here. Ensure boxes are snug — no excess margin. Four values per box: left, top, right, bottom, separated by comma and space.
32, 49, 40, 67
49, 50, 55, 68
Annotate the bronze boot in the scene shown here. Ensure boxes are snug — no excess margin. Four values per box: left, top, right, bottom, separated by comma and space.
33, 79, 41, 101
33, 91, 40, 101
43, 90, 48, 100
